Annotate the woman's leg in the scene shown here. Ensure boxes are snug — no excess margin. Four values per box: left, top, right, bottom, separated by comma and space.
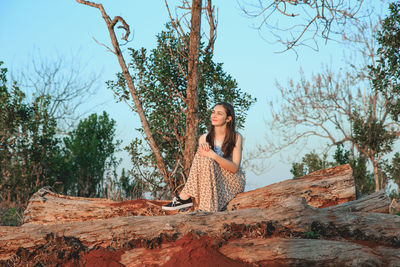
165, 153, 245, 212
215, 168, 246, 211
179, 191, 191, 200
162, 153, 209, 211
180, 153, 219, 212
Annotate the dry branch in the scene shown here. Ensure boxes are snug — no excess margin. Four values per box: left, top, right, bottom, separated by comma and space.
240, 0, 366, 50
75, 0, 171, 189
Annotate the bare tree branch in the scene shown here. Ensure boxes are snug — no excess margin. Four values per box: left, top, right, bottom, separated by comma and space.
205, 0, 217, 53
239, 0, 367, 50
253, 12, 399, 190
12, 51, 101, 131
76, 0, 172, 189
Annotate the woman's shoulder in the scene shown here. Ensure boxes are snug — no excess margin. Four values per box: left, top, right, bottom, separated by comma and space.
235, 132, 243, 141
234, 132, 243, 147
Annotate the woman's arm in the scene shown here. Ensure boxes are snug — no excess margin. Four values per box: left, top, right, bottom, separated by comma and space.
198, 133, 243, 174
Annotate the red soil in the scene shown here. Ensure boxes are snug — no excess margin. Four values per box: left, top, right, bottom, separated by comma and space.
64, 247, 124, 267
163, 233, 249, 267
82, 248, 124, 267
62, 233, 248, 266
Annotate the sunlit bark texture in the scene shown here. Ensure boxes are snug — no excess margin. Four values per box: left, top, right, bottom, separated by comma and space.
183, 0, 202, 177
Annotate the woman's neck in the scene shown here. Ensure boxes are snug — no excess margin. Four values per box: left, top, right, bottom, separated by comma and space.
214, 125, 226, 141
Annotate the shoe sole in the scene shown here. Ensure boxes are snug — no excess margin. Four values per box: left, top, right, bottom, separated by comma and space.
162, 202, 193, 211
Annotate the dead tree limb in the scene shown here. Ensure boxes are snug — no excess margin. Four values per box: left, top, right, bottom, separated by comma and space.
75, 0, 171, 187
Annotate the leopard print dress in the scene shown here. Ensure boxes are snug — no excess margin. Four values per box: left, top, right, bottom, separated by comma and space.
180, 148, 246, 212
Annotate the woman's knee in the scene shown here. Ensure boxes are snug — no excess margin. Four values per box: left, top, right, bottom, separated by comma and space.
195, 152, 216, 164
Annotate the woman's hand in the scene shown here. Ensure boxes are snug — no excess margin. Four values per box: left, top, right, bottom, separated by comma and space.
198, 142, 217, 159
198, 142, 210, 152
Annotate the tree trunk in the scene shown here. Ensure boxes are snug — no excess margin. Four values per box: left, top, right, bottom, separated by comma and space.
182, 0, 202, 179
227, 164, 356, 210
219, 237, 400, 267
323, 189, 391, 213
1, 195, 399, 266
22, 165, 359, 225
373, 159, 380, 191
2, 165, 398, 266
22, 188, 178, 225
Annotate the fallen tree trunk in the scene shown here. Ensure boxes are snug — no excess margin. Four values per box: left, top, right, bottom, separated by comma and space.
227, 164, 355, 210
218, 237, 400, 266
23, 164, 356, 225
1, 197, 399, 265
3, 164, 397, 266
22, 188, 177, 225
323, 190, 391, 213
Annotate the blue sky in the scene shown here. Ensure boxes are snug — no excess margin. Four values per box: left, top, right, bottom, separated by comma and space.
0, 0, 387, 190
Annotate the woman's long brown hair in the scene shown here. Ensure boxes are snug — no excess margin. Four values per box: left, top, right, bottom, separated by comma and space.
206, 102, 237, 158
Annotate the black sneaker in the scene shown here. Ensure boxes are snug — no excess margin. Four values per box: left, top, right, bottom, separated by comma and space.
162, 196, 193, 211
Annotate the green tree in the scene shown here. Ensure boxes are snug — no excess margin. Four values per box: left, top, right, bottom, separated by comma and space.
333, 145, 375, 197
63, 112, 121, 197
370, 2, 400, 121
0, 61, 61, 205
290, 151, 331, 178
119, 168, 145, 200
108, 25, 256, 197
384, 153, 400, 193
352, 111, 395, 190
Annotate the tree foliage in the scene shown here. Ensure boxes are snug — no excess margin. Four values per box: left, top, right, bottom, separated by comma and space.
62, 112, 121, 197
0, 60, 121, 225
108, 24, 256, 197
0, 61, 61, 205
370, 2, 400, 120
119, 168, 145, 200
290, 151, 331, 178
384, 152, 400, 191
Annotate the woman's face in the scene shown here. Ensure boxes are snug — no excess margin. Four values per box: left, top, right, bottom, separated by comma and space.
211, 105, 231, 127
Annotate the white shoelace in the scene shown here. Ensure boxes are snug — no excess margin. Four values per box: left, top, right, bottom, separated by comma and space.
171, 197, 178, 206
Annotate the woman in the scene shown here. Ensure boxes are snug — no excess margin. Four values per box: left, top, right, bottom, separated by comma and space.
162, 102, 245, 212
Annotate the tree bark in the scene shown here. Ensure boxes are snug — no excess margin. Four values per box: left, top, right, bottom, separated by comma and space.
1, 196, 399, 265
373, 159, 381, 191
183, 0, 202, 179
